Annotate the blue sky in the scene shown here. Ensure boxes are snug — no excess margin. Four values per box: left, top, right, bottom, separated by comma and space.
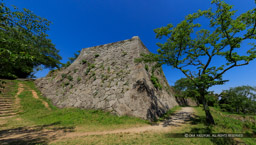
4, 0, 256, 93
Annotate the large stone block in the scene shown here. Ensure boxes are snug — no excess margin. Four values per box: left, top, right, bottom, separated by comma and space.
35, 36, 178, 121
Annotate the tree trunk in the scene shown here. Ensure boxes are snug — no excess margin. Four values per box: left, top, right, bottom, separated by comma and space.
201, 91, 215, 125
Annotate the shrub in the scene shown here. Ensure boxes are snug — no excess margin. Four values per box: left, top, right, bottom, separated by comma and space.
151, 75, 162, 90
92, 72, 95, 76
64, 82, 69, 86
61, 74, 67, 79
90, 64, 95, 68
145, 64, 149, 72
81, 59, 87, 64
67, 75, 73, 81
95, 54, 100, 58
122, 51, 127, 56
85, 68, 90, 75
100, 63, 104, 70
77, 77, 81, 83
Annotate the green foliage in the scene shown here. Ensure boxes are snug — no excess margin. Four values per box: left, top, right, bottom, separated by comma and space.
0, 2, 62, 78
90, 64, 95, 69
219, 86, 256, 114
77, 77, 81, 83
18, 81, 147, 127
63, 51, 80, 68
95, 54, 100, 58
122, 51, 128, 56
62, 61, 71, 68
124, 81, 128, 86
150, 75, 162, 90
173, 78, 200, 101
145, 64, 149, 72
90, 72, 96, 78
81, 59, 87, 64
67, 75, 73, 81
107, 67, 110, 73
84, 68, 90, 76
61, 74, 67, 79
151, 0, 256, 90
0, 80, 6, 93
138, 0, 256, 125
100, 63, 104, 70
84, 63, 95, 76
64, 81, 69, 86
101, 74, 109, 83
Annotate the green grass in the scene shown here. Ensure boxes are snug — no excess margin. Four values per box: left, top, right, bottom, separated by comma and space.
51, 133, 213, 145
0, 79, 19, 98
188, 107, 256, 145
18, 81, 147, 128
63, 106, 253, 145
2, 80, 256, 145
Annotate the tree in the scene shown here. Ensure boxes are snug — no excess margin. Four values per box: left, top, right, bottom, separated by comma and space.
173, 78, 200, 103
0, 1, 62, 79
137, 0, 256, 125
219, 86, 256, 114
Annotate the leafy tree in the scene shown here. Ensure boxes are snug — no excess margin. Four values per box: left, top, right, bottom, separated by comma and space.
137, 0, 256, 124
219, 86, 256, 114
173, 78, 200, 102
173, 78, 218, 106
0, 80, 6, 93
0, 1, 62, 79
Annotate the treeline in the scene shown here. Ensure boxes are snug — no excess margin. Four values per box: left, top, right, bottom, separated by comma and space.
219, 86, 256, 114
173, 78, 256, 115
0, 1, 62, 79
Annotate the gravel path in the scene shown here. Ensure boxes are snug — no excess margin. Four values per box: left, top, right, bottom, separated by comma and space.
55, 107, 195, 140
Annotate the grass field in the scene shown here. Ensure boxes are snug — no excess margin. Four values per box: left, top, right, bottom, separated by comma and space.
0, 80, 255, 145
1, 80, 148, 131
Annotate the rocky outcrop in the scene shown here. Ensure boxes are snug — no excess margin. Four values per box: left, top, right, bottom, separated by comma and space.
35, 36, 178, 121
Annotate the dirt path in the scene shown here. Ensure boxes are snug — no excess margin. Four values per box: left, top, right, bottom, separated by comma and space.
14, 83, 24, 108
30, 90, 51, 110
55, 107, 195, 140
0, 83, 195, 144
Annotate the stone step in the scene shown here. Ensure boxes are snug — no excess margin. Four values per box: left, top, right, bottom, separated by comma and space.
0, 102, 14, 104
0, 97, 13, 99
0, 99, 14, 102
0, 102, 13, 105
0, 106, 14, 109
0, 96, 15, 99
0, 97, 15, 99
0, 110, 16, 113
0, 103, 13, 106
0, 112, 17, 117
0, 106, 13, 110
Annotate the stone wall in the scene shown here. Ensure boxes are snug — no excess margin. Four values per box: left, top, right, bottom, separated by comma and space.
35, 36, 179, 121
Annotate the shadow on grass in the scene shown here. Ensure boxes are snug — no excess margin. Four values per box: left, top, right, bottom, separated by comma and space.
190, 114, 207, 125
164, 114, 239, 145
190, 127, 237, 145
0, 122, 75, 145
